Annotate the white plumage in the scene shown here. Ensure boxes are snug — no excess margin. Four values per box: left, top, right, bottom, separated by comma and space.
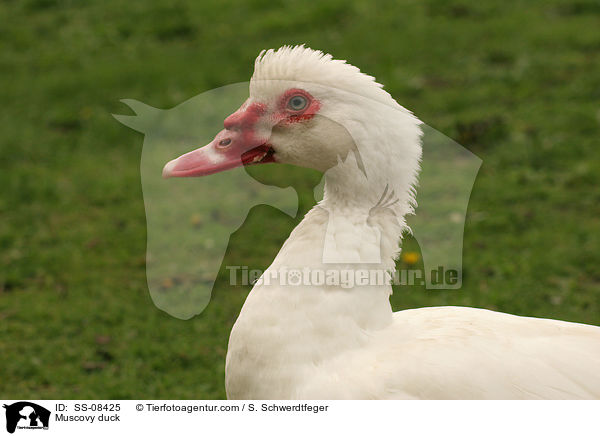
166, 46, 600, 399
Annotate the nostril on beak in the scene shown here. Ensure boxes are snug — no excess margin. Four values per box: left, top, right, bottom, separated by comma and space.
218, 138, 232, 148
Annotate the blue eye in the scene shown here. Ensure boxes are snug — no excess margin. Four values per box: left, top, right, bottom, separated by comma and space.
287, 95, 308, 111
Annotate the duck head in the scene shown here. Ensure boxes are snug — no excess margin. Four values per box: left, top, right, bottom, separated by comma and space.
163, 46, 422, 214
161, 82, 352, 177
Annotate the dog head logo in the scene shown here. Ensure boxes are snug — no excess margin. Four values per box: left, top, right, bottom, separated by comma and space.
115, 81, 481, 319
3, 402, 50, 433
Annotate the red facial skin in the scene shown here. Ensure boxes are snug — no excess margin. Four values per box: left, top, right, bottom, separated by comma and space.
223, 101, 267, 131
276, 88, 321, 125
162, 89, 320, 178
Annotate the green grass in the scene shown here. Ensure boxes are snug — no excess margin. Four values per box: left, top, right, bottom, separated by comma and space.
1, 0, 599, 399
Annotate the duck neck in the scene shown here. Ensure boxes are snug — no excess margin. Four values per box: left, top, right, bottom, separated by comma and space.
225, 117, 423, 397
322, 155, 390, 211
317, 144, 413, 271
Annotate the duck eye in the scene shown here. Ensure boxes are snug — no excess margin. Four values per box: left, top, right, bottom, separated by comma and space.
287, 95, 308, 111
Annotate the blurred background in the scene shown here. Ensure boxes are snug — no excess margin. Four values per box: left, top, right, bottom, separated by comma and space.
1, 0, 599, 399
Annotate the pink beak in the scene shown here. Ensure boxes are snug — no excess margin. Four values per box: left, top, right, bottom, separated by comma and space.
162, 101, 275, 178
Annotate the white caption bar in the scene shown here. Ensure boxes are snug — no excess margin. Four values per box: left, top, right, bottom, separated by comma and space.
0, 400, 598, 435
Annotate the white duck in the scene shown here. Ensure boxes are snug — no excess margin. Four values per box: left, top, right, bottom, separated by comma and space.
163, 46, 600, 399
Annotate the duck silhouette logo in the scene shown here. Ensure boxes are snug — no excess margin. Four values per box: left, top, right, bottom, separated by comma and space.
3, 402, 50, 433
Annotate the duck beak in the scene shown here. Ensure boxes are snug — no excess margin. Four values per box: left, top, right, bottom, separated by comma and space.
162, 101, 275, 178
162, 129, 275, 178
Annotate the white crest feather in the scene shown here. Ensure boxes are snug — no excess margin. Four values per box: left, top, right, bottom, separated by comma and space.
251, 45, 401, 109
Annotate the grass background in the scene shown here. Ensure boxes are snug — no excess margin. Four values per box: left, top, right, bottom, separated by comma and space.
1, 0, 599, 399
